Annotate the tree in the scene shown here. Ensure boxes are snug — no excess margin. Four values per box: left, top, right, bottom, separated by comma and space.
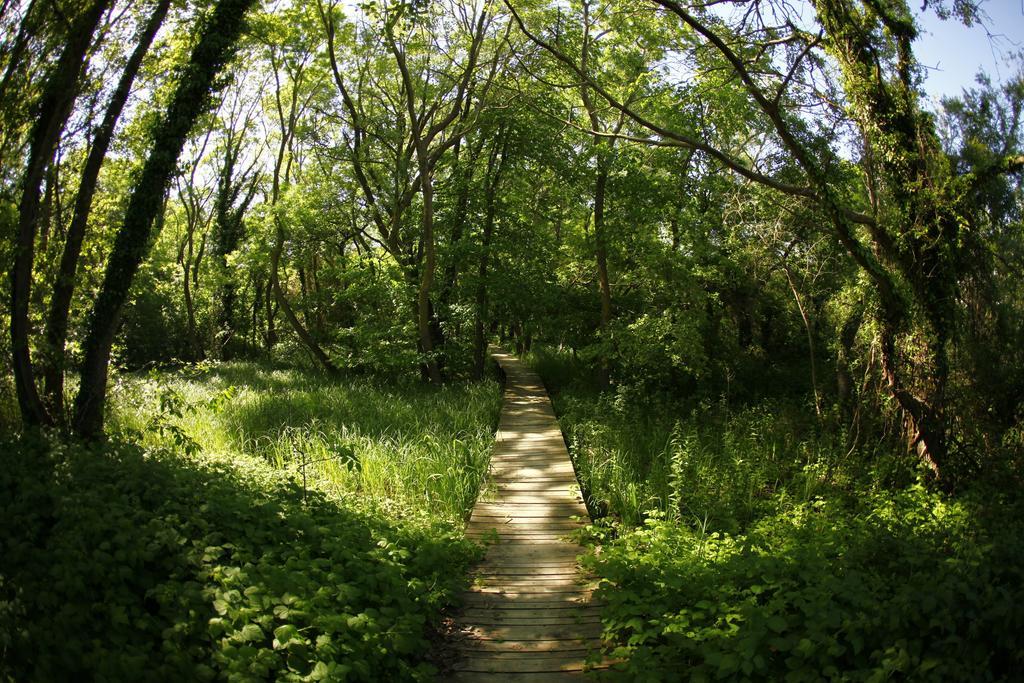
41, 0, 173, 417
507, 0, 1024, 482
9, 0, 111, 428
211, 80, 261, 359
319, 0, 507, 382
260, 8, 338, 373
74, 0, 258, 437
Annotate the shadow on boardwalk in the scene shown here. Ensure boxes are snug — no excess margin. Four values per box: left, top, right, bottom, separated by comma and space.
448, 348, 611, 681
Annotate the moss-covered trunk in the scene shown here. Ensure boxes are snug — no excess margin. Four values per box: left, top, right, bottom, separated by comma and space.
73, 0, 258, 437
42, 0, 171, 419
9, 0, 110, 429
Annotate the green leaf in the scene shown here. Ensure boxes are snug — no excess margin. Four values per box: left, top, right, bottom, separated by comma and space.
239, 623, 263, 643
767, 615, 788, 633
273, 624, 300, 648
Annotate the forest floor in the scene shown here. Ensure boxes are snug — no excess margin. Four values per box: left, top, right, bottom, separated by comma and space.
527, 345, 1024, 680
3, 354, 1024, 680
0, 362, 502, 680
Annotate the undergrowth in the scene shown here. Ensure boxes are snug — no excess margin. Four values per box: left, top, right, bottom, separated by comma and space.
0, 362, 501, 681
110, 362, 502, 522
528, 345, 1024, 681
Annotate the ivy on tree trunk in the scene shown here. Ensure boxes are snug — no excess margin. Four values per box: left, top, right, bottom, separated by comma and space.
73, 0, 259, 437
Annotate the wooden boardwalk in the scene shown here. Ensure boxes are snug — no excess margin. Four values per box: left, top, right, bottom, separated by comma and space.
450, 349, 606, 681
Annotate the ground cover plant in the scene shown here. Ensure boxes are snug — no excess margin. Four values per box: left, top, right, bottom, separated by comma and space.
0, 363, 501, 681
529, 346, 1024, 681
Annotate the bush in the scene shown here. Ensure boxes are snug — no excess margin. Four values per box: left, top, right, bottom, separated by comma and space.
585, 487, 1024, 681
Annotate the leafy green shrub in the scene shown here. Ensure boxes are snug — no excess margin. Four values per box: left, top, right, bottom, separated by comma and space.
585, 487, 1024, 681
117, 257, 196, 367
606, 311, 708, 394
0, 434, 481, 681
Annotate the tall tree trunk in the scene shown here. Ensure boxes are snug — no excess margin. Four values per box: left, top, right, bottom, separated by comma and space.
182, 242, 203, 361
416, 165, 443, 384
251, 278, 262, 349
577, 0, 620, 390
473, 189, 498, 379
782, 262, 821, 417
836, 302, 863, 411
270, 218, 338, 372
439, 133, 486, 339
9, 0, 110, 429
265, 281, 277, 350
593, 161, 612, 388
42, 0, 172, 418
263, 43, 335, 372
474, 133, 509, 379
212, 137, 258, 360
73, 0, 257, 437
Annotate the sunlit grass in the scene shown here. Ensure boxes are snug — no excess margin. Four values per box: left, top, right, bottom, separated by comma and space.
109, 362, 502, 524
527, 345, 906, 531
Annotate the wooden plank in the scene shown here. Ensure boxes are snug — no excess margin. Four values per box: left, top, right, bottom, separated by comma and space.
471, 513, 586, 523
473, 565, 582, 574
483, 479, 581, 489
475, 550, 583, 565
461, 594, 602, 610
467, 518, 583, 528
486, 466, 577, 478
454, 639, 598, 654
460, 609, 600, 619
451, 672, 589, 682
466, 533, 577, 542
474, 503, 587, 515
479, 485, 582, 494
461, 609, 602, 623
468, 501, 585, 511
479, 489, 582, 499
476, 484, 582, 493
462, 615, 602, 628
453, 656, 598, 673
460, 622, 604, 641
471, 577, 596, 588
465, 530, 576, 539
466, 585, 598, 596
474, 553, 583, 567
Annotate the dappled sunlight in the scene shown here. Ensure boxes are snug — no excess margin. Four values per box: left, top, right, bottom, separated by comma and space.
453, 351, 610, 675
0, 434, 480, 680
108, 364, 502, 522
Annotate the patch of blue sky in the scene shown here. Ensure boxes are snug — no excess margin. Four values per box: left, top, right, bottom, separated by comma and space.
914, 0, 1024, 105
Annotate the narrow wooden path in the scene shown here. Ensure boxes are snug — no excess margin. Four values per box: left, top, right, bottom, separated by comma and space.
450, 348, 606, 681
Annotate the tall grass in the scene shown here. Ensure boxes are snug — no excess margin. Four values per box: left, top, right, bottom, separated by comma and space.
110, 362, 502, 524
527, 345, 911, 531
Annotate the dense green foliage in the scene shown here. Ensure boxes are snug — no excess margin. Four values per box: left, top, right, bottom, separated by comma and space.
586, 490, 1024, 681
0, 364, 500, 681
529, 347, 1024, 680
